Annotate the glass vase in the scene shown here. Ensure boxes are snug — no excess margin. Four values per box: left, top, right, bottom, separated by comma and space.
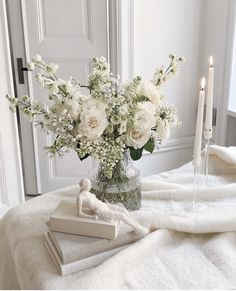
89, 150, 141, 211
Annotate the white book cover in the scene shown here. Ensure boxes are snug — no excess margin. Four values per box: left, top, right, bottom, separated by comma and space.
49, 223, 143, 264
44, 232, 128, 276
49, 200, 121, 240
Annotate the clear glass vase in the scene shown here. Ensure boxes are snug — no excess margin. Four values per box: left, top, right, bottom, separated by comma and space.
89, 150, 141, 211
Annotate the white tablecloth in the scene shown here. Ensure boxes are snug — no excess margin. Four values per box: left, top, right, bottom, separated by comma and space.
1, 146, 236, 289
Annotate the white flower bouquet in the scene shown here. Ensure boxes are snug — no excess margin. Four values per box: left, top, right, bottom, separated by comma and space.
6, 54, 184, 177
6, 54, 184, 209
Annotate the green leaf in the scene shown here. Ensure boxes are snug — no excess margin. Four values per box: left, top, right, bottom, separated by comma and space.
129, 147, 143, 161
78, 153, 90, 161
144, 140, 155, 153
76, 142, 90, 161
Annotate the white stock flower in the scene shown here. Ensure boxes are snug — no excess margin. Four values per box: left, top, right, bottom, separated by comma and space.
118, 122, 127, 134
32, 100, 44, 111
110, 115, 121, 125
134, 102, 156, 129
125, 127, 150, 149
157, 119, 170, 141
48, 79, 75, 95
50, 99, 80, 120
119, 104, 128, 115
46, 63, 59, 75
141, 81, 163, 105
82, 98, 106, 111
58, 80, 75, 94
27, 62, 35, 70
67, 99, 80, 120
33, 54, 42, 63
77, 98, 108, 140
48, 83, 59, 94
35, 73, 44, 85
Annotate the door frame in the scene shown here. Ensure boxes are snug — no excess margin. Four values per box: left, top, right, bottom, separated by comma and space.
0, 0, 25, 206
109, 0, 134, 81
6, 0, 39, 195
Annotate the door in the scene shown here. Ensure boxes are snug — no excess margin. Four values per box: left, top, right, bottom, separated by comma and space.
19, 0, 109, 193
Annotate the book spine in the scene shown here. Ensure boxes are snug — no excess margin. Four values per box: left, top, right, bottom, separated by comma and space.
49, 218, 116, 240
44, 233, 128, 276
48, 231, 64, 260
50, 230, 141, 264
60, 245, 127, 276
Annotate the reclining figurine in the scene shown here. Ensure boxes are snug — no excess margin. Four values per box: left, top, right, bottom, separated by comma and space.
77, 178, 149, 236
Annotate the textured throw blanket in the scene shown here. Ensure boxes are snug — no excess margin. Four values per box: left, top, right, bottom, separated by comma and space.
0, 204, 8, 219
0, 145, 236, 289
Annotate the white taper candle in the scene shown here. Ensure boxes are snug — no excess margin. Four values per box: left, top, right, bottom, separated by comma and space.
204, 56, 214, 139
193, 78, 205, 167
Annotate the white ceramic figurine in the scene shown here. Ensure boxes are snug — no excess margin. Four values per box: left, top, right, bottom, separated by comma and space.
76, 178, 149, 236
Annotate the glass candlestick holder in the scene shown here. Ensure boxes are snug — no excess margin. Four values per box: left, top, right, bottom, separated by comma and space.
192, 164, 208, 213
204, 139, 210, 187
193, 165, 200, 211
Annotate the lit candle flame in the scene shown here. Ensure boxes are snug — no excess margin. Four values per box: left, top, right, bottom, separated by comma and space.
209, 56, 213, 67
201, 77, 206, 90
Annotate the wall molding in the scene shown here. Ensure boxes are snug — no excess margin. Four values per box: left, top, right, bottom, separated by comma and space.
158, 136, 195, 153
143, 135, 194, 156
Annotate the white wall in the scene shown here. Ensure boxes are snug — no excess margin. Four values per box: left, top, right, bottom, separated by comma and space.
0, 0, 24, 206
201, 0, 233, 145
126, 0, 205, 175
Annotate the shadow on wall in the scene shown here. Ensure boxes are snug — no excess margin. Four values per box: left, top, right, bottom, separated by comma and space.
226, 116, 236, 146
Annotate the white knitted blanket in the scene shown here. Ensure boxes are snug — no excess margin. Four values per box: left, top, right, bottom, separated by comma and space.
0, 204, 8, 219
0, 145, 236, 289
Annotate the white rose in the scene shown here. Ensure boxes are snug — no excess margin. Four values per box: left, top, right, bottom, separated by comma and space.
134, 102, 156, 129
157, 119, 170, 141
77, 105, 108, 140
125, 127, 150, 149
141, 81, 163, 105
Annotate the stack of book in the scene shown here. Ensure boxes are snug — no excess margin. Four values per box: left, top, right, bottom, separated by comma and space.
44, 200, 142, 276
